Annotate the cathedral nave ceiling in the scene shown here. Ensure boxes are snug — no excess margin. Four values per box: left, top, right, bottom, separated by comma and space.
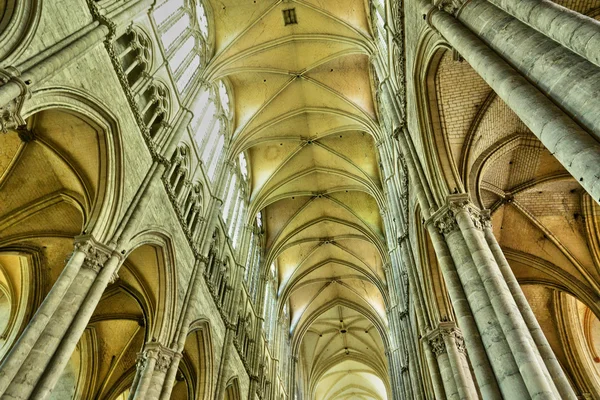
204, 0, 389, 398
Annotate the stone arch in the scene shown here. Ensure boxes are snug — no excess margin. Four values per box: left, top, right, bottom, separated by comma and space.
518, 283, 600, 398
0, 0, 41, 64
413, 29, 460, 204
123, 229, 179, 343
114, 25, 154, 90
172, 319, 214, 400
224, 376, 241, 400
53, 234, 179, 399
139, 79, 171, 140
0, 248, 41, 359
0, 91, 124, 370
20, 87, 124, 240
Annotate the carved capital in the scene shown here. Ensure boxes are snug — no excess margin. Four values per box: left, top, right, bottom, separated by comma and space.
431, 208, 459, 235
0, 69, 29, 134
440, 326, 467, 354
429, 334, 446, 356
479, 209, 492, 229
137, 342, 176, 372
433, 0, 466, 16
74, 236, 112, 274
447, 194, 485, 230
155, 351, 174, 372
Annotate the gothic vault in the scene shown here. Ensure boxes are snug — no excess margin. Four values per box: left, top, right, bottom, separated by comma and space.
1, 0, 600, 399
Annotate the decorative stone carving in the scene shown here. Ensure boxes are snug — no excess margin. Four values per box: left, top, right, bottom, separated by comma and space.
479, 209, 492, 229
155, 352, 173, 372
74, 237, 112, 274
136, 349, 153, 370
0, 68, 29, 134
136, 343, 176, 373
433, 0, 465, 15
447, 194, 485, 230
440, 325, 467, 354
397, 231, 408, 245
454, 331, 466, 355
429, 334, 446, 356
433, 208, 459, 235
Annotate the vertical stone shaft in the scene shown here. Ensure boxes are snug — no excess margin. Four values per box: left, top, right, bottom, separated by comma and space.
436, 349, 459, 398
460, 0, 600, 141
453, 201, 560, 399
396, 127, 501, 399
442, 328, 478, 400
31, 254, 122, 399
423, 339, 447, 399
482, 217, 576, 399
442, 227, 530, 398
426, 226, 504, 399
0, 250, 86, 393
131, 354, 159, 399
425, 3, 600, 203
486, 0, 600, 68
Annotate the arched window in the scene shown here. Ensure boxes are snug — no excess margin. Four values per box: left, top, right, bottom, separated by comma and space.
219, 80, 230, 115
196, 2, 209, 39
263, 262, 278, 346
154, 0, 211, 94
222, 173, 237, 218
372, 1, 387, 52
189, 81, 230, 182
207, 131, 225, 179
239, 152, 248, 179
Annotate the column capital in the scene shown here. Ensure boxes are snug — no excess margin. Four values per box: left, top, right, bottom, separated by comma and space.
433, 0, 466, 16
427, 194, 489, 234
137, 341, 177, 372
74, 235, 115, 273
0, 68, 29, 132
428, 334, 446, 357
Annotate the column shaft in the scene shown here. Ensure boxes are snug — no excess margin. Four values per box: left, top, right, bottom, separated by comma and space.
31, 254, 122, 399
482, 223, 576, 399
425, 3, 600, 203
453, 204, 559, 399
486, 0, 600, 68
426, 226, 503, 399
0, 249, 86, 393
443, 228, 529, 398
460, 0, 600, 141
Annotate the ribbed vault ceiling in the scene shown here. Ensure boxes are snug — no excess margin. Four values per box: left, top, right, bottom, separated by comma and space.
204, 0, 389, 397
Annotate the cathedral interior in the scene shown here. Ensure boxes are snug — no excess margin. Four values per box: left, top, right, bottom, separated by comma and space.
1, 0, 600, 399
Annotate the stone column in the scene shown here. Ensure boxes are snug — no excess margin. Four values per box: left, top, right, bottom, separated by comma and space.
430, 194, 578, 399
395, 127, 502, 400
454, 0, 600, 142
0, 236, 122, 400
0, 244, 87, 392
32, 253, 122, 399
129, 342, 175, 400
441, 325, 476, 400
480, 211, 575, 399
428, 331, 458, 399
248, 275, 268, 398
427, 323, 478, 400
158, 258, 207, 400
215, 263, 246, 399
485, 0, 600, 68
423, 1, 600, 203
422, 337, 447, 399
